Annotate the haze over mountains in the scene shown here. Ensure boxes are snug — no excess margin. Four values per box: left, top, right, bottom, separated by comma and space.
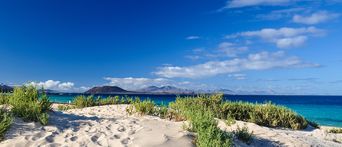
0, 83, 273, 95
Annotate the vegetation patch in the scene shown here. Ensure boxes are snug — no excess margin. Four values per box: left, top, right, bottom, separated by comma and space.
328, 128, 342, 134
9, 86, 51, 125
233, 125, 253, 145
0, 109, 12, 141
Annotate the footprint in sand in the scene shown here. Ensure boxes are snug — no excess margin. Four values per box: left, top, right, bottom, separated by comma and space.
117, 126, 126, 132
70, 136, 78, 142
128, 130, 135, 135
91, 134, 100, 142
111, 134, 121, 140
121, 137, 131, 144
45, 135, 55, 143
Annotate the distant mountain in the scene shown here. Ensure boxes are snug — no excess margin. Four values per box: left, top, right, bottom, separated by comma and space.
85, 86, 129, 94
138, 86, 194, 94
0, 84, 13, 92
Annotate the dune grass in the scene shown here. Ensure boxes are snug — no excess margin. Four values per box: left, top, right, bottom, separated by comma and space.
0, 93, 10, 105
233, 125, 253, 145
0, 109, 12, 141
328, 128, 342, 134
9, 86, 51, 125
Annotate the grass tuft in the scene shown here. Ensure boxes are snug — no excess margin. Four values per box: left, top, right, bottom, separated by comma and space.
233, 125, 253, 145
0, 109, 12, 141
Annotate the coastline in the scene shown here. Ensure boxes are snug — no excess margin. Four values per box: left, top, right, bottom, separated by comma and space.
0, 104, 341, 147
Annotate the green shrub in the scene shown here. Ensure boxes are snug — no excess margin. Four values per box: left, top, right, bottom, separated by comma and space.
0, 93, 10, 105
9, 86, 51, 125
155, 106, 169, 119
221, 101, 308, 130
221, 101, 254, 121
72, 95, 96, 108
249, 103, 307, 130
307, 120, 320, 128
169, 95, 232, 147
57, 105, 76, 111
233, 125, 253, 145
129, 99, 155, 115
226, 116, 236, 126
328, 128, 342, 134
0, 109, 12, 140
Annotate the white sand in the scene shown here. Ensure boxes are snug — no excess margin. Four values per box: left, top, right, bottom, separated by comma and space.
1, 104, 341, 147
218, 120, 342, 147
0, 105, 193, 147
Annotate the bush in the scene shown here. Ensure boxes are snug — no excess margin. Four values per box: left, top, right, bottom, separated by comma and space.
0, 109, 12, 140
128, 99, 155, 116
72, 95, 96, 108
57, 105, 76, 111
249, 103, 307, 130
169, 95, 233, 147
221, 101, 254, 121
221, 101, 308, 130
307, 120, 320, 128
0, 93, 10, 105
226, 116, 236, 126
9, 86, 51, 125
233, 125, 253, 145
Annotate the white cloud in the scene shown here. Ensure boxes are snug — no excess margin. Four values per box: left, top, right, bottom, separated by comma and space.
186, 42, 248, 60
27, 80, 76, 91
229, 74, 247, 80
58, 82, 75, 90
186, 36, 200, 40
293, 11, 340, 24
276, 35, 307, 48
217, 42, 248, 57
155, 51, 319, 78
256, 8, 304, 20
228, 27, 324, 48
226, 0, 292, 8
104, 77, 171, 90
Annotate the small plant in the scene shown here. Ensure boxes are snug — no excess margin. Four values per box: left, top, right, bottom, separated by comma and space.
72, 95, 95, 108
0, 93, 10, 105
128, 99, 155, 116
57, 105, 76, 111
307, 120, 320, 128
0, 109, 12, 140
233, 125, 253, 145
226, 116, 236, 126
328, 128, 342, 134
155, 106, 168, 119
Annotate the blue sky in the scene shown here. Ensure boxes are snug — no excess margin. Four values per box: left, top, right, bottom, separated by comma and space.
1, 0, 342, 95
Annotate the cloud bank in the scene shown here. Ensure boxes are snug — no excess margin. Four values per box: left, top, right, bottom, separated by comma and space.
155, 51, 319, 78
27, 80, 75, 91
293, 11, 340, 24
228, 27, 324, 48
226, 0, 292, 8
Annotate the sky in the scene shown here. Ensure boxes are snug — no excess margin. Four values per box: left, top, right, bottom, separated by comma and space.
1, 0, 342, 95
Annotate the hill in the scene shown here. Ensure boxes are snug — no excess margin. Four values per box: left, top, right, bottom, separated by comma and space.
85, 86, 129, 94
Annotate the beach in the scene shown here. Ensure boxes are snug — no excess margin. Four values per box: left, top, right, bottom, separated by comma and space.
0, 104, 341, 147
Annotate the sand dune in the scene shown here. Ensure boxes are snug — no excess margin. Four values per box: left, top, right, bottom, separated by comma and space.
1, 105, 341, 147
0, 105, 193, 147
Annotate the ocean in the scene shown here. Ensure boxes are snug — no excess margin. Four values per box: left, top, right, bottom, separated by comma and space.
48, 94, 342, 127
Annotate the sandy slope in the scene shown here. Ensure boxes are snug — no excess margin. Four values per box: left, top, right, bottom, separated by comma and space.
218, 120, 342, 147
0, 104, 341, 147
0, 105, 193, 147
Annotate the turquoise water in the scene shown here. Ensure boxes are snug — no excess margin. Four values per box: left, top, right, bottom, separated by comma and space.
48, 94, 342, 127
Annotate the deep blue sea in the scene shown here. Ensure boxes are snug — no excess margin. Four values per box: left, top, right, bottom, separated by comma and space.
48, 94, 342, 127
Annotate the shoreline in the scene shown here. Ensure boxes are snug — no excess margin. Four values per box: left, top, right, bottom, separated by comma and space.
0, 104, 341, 146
